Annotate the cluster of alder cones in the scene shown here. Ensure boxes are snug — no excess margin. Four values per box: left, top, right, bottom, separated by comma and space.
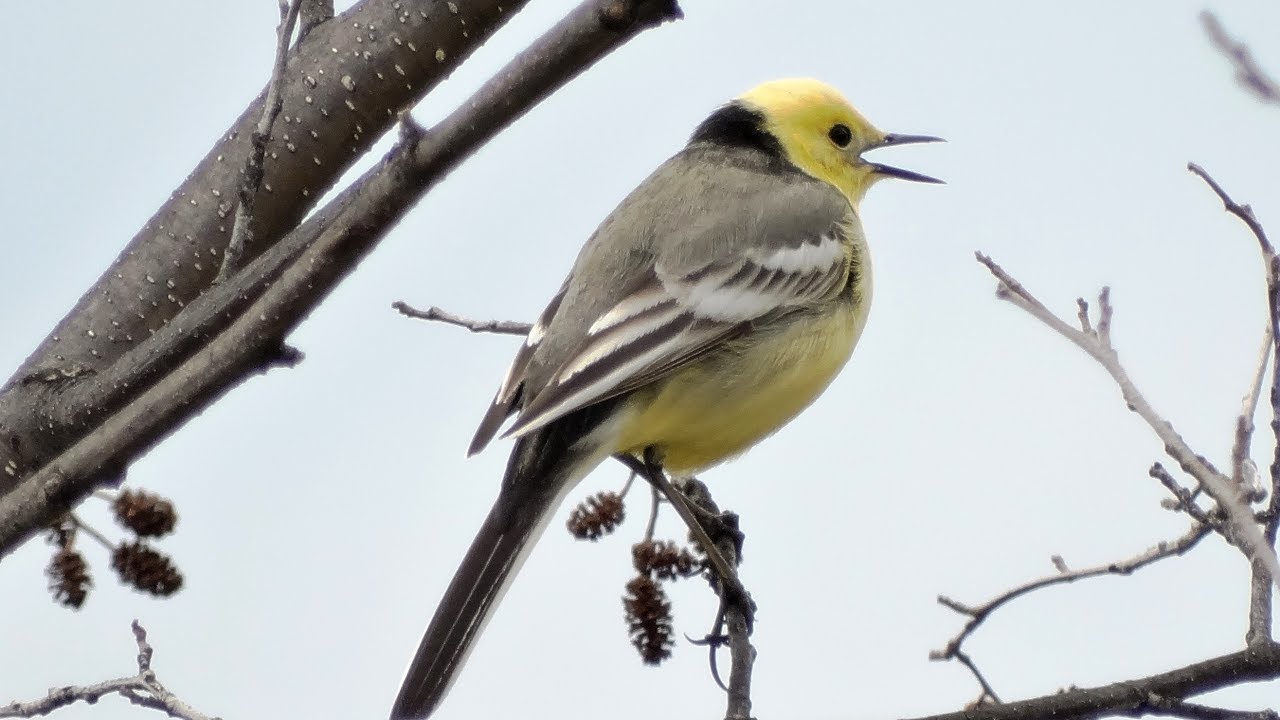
46, 489, 183, 608
567, 490, 706, 664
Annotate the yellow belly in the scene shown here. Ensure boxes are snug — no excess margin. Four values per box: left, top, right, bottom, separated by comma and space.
611, 300, 864, 475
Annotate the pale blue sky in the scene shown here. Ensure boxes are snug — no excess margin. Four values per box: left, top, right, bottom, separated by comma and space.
3, 2, 1280, 719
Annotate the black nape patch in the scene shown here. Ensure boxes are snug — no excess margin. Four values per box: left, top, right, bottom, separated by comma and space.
689, 102, 784, 158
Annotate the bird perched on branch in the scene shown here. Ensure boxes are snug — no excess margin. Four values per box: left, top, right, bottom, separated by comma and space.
392, 77, 941, 719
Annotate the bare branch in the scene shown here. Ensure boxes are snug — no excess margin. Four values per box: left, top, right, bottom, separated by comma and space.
1151, 463, 1217, 528
1200, 11, 1280, 105
1233, 325, 1271, 496
903, 642, 1280, 720
1189, 163, 1280, 644
217, 0, 306, 283
392, 301, 532, 335
976, 252, 1280, 591
1188, 163, 1274, 257
0, 621, 215, 720
932, 522, 1209, 691
955, 651, 1000, 705
678, 479, 756, 720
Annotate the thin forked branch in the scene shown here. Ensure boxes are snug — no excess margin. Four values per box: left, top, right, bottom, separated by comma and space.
0, 621, 214, 720
932, 522, 1209, 694
976, 253, 1280, 591
1189, 163, 1280, 644
392, 301, 532, 336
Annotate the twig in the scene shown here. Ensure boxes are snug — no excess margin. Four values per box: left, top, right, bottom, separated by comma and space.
678, 479, 756, 720
69, 512, 114, 552
953, 649, 1001, 706
932, 522, 1209, 693
1189, 164, 1280, 644
618, 470, 637, 500
976, 253, 1280, 591
613, 451, 756, 719
392, 301, 532, 335
216, 0, 304, 283
0, 621, 215, 720
643, 484, 660, 542
1140, 696, 1278, 720
1232, 325, 1272, 495
1200, 11, 1280, 105
630, 451, 749, 615
1188, 164, 1274, 257
903, 641, 1280, 720
1151, 463, 1216, 527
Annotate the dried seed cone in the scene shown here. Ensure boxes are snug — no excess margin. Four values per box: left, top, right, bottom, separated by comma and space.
47, 549, 92, 608
113, 489, 178, 537
623, 575, 675, 664
112, 541, 183, 596
566, 491, 625, 540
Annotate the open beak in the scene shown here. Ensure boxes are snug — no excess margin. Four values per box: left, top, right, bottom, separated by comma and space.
863, 133, 945, 184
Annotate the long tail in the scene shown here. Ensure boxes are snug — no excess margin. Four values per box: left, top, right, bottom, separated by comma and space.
390, 412, 612, 719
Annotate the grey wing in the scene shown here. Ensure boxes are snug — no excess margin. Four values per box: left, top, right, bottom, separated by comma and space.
467, 279, 570, 456
502, 185, 857, 440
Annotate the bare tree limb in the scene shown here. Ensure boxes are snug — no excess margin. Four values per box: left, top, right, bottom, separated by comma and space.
0, 621, 214, 720
217, 0, 306, 283
932, 522, 1209, 696
1200, 11, 1280, 105
1188, 163, 1280, 645
903, 642, 1280, 720
392, 301, 532, 335
1188, 164, 1274, 258
678, 479, 756, 720
975, 253, 1280, 591
0, 0, 684, 558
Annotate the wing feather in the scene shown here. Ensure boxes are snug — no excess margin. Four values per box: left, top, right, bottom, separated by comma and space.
502, 225, 851, 439
468, 280, 570, 456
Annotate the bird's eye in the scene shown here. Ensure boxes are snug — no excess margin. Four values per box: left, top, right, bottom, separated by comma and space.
828, 124, 853, 148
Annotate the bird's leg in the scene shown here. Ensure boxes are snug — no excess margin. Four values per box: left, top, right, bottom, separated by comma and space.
635, 448, 756, 630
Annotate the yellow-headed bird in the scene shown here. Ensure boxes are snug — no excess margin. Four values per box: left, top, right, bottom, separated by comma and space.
392, 78, 941, 719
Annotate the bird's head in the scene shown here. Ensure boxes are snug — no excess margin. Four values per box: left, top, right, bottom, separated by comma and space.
697, 78, 943, 206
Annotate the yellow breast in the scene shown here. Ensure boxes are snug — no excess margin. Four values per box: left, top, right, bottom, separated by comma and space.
611, 296, 867, 475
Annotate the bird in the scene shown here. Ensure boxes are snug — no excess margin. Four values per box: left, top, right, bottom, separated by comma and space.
391, 77, 941, 719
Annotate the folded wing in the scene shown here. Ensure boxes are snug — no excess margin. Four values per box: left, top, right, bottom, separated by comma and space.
501, 223, 853, 439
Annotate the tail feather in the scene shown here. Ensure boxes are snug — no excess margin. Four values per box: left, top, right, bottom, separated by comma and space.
391, 402, 617, 719
389, 485, 548, 719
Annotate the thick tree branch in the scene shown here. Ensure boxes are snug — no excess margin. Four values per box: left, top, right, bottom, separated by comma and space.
0, 0, 683, 557
904, 642, 1280, 720
0, 0, 532, 518
1, 621, 214, 720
